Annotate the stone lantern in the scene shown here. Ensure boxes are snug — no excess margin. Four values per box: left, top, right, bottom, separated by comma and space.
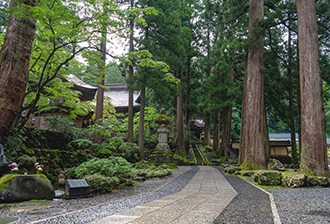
155, 108, 171, 152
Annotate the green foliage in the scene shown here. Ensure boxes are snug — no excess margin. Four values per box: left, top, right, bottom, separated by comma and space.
173, 153, 195, 165
17, 155, 37, 174
75, 157, 135, 193
117, 142, 140, 163
44, 116, 91, 140
75, 157, 133, 180
132, 163, 172, 179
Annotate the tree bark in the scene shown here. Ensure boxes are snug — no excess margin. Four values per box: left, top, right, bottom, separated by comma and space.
94, 27, 106, 144
138, 86, 145, 160
239, 0, 268, 168
204, 26, 212, 146
185, 56, 191, 152
0, 0, 36, 143
213, 108, 221, 155
287, 15, 298, 164
127, 0, 134, 143
296, 0, 329, 176
176, 73, 185, 156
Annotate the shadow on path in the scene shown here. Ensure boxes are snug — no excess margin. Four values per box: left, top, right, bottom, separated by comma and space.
213, 167, 274, 224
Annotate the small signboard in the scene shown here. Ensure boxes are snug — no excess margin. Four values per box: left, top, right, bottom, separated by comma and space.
65, 179, 91, 199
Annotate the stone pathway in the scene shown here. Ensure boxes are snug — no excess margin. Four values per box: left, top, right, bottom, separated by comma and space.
91, 166, 237, 224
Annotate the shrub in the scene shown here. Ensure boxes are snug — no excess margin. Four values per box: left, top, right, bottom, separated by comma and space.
132, 163, 172, 180
85, 174, 120, 193
75, 157, 133, 192
117, 143, 140, 163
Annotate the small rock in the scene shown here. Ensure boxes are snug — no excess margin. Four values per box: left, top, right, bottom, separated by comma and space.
307, 176, 329, 187
224, 166, 241, 174
253, 170, 282, 186
241, 171, 255, 176
282, 174, 307, 188
267, 159, 285, 171
55, 190, 65, 198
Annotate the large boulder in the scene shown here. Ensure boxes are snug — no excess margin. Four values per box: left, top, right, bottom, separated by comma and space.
282, 174, 307, 188
253, 170, 282, 186
267, 159, 285, 171
307, 176, 329, 187
0, 175, 54, 203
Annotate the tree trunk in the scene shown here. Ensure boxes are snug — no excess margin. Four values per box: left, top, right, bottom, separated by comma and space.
221, 106, 232, 161
220, 58, 235, 161
213, 109, 220, 155
185, 57, 191, 152
176, 73, 185, 156
204, 25, 212, 147
0, 0, 36, 143
138, 86, 145, 160
204, 113, 211, 146
94, 27, 106, 144
127, 0, 134, 143
296, 0, 329, 177
239, 0, 268, 168
287, 8, 298, 165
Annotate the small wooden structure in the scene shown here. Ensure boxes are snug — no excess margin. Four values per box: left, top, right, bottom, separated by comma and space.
103, 83, 140, 113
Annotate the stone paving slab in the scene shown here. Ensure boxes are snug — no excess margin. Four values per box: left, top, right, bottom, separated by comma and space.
90, 166, 237, 224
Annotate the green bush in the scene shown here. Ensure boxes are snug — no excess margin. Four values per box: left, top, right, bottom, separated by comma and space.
85, 174, 120, 193
134, 160, 151, 169
75, 157, 133, 192
132, 163, 172, 180
117, 143, 140, 163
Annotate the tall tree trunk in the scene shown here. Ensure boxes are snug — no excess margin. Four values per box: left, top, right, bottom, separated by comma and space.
220, 57, 235, 161
176, 73, 185, 156
185, 57, 191, 152
213, 109, 221, 155
204, 113, 211, 146
204, 26, 212, 146
172, 96, 176, 140
0, 0, 36, 143
94, 27, 106, 144
239, 0, 268, 168
239, 69, 248, 164
287, 14, 298, 164
127, 0, 134, 143
296, 0, 329, 177
138, 86, 145, 160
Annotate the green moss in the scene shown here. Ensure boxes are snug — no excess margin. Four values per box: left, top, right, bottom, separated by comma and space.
299, 162, 316, 176
1, 199, 47, 206
0, 174, 16, 192
0, 174, 51, 193
240, 159, 263, 171
239, 175, 284, 189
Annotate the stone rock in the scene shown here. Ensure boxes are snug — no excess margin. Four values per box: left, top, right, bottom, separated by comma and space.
253, 170, 282, 186
282, 174, 307, 188
0, 175, 54, 203
307, 176, 329, 187
241, 171, 255, 177
224, 166, 241, 174
267, 159, 285, 171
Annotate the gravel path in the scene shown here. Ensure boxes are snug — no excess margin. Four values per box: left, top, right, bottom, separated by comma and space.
268, 188, 330, 224
212, 168, 274, 224
0, 166, 198, 224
